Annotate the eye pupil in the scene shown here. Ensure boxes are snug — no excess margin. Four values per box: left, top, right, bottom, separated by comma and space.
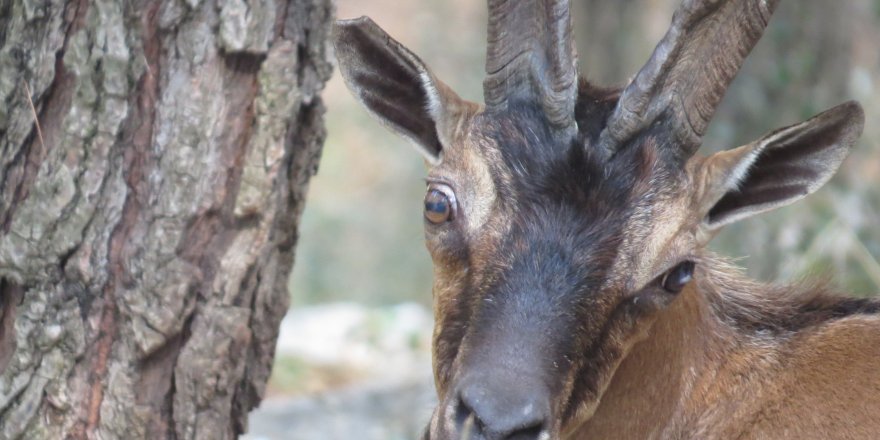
662, 261, 695, 293
425, 192, 447, 212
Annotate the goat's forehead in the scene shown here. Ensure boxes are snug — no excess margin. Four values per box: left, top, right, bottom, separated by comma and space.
441, 110, 682, 202
438, 120, 681, 216
435, 111, 574, 197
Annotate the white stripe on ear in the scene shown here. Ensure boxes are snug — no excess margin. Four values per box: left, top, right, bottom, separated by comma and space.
388, 38, 443, 121
418, 70, 443, 122
722, 146, 762, 192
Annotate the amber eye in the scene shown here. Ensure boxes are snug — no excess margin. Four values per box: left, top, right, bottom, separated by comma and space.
661, 261, 695, 293
424, 183, 456, 224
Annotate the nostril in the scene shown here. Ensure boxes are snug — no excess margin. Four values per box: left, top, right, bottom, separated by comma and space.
454, 397, 483, 438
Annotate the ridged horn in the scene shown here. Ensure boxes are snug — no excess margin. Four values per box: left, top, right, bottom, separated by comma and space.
483, 0, 578, 131
598, 0, 781, 160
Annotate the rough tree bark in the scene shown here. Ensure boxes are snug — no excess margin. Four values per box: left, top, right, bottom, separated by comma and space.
0, 0, 332, 438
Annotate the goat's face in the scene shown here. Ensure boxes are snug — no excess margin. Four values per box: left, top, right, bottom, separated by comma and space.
333, 1, 863, 438
422, 104, 703, 438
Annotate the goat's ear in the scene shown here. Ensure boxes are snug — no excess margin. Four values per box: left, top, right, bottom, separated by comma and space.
333, 17, 477, 164
696, 101, 864, 232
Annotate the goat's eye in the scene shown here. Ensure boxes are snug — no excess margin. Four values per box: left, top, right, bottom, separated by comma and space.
424, 184, 456, 224
661, 261, 695, 293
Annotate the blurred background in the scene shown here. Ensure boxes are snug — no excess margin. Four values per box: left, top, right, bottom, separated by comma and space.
246, 1, 880, 439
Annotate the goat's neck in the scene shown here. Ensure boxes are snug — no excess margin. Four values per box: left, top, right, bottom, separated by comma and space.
570, 274, 768, 439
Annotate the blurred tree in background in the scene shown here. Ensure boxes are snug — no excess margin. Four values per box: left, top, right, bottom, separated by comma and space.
293, 0, 880, 307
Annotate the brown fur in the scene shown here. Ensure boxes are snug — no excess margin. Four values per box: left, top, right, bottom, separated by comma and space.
569, 254, 880, 439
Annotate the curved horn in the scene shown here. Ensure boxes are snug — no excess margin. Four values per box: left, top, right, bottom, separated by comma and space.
598, 0, 781, 160
483, 0, 578, 130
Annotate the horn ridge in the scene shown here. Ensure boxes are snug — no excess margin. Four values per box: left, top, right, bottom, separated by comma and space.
599, 0, 780, 159
483, 0, 578, 130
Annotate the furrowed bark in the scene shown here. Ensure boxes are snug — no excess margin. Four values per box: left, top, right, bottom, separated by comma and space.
0, 0, 332, 438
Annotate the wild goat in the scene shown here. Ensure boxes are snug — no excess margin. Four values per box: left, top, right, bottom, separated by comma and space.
333, 0, 879, 439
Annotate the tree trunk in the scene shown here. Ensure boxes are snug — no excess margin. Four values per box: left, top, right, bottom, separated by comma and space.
0, 0, 332, 438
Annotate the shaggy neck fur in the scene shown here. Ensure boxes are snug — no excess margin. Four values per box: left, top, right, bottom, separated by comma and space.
569, 253, 880, 440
